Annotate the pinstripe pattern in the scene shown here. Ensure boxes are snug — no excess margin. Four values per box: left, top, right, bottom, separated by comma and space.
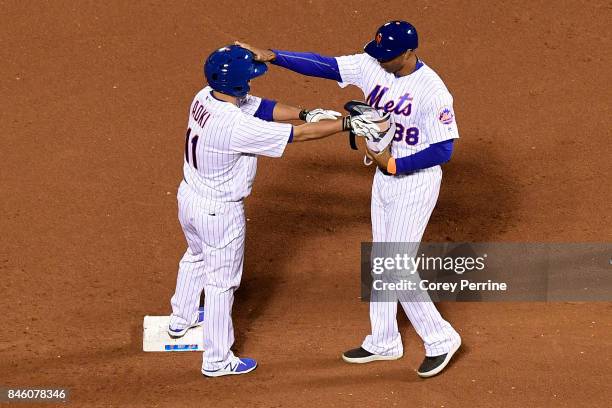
169, 87, 292, 370
336, 55, 461, 357
336, 53, 459, 155
182, 87, 291, 203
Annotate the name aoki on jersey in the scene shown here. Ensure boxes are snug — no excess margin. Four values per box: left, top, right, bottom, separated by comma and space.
191, 100, 211, 128
366, 85, 413, 116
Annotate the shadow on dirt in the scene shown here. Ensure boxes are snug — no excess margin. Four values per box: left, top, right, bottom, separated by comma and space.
233, 140, 518, 351
233, 158, 372, 352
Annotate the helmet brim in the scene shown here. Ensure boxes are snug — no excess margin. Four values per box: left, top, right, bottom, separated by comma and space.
249, 61, 268, 79
364, 40, 408, 62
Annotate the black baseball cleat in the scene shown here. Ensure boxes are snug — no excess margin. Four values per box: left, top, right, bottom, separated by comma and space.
417, 338, 461, 378
342, 347, 403, 364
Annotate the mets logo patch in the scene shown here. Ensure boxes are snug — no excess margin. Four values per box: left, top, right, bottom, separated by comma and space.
376, 33, 382, 45
438, 107, 454, 125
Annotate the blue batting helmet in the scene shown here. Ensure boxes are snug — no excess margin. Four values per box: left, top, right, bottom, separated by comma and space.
204, 45, 268, 97
364, 20, 419, 62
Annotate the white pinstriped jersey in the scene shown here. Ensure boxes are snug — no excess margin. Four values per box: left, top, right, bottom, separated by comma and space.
334, 54, 461, 356
183, 86, 292, 203
336, 54, 459, 159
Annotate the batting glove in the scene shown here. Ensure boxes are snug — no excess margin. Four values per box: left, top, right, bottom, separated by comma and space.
299, 108, 342, 123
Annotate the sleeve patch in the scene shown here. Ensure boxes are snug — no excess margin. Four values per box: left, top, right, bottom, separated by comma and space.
438, 107, 455, 125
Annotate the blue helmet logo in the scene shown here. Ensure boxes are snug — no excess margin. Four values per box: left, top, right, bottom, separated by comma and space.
364, 20, 419, 62
204, 45, 268, 97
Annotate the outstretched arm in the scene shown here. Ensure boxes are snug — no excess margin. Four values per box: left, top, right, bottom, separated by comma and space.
291, 111, 387, 143
253, 99, 341, 122
236, 41, 342, 82
272, 50, 341, 81
291, 119, 345, 143
272, 102, 302, 121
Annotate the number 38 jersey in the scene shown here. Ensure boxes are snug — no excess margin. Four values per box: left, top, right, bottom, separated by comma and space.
335, 53, 459, 159
183, 86, 292, 203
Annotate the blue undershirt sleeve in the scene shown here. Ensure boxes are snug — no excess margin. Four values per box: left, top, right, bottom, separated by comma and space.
395, 139, 454, 174
253, 99, 277, 121
271, 50, 342, 82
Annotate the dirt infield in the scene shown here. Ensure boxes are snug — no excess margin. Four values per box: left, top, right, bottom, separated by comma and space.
1, 0, 611, 407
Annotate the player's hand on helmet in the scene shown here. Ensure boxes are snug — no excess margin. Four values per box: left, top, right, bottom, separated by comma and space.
299, 108, 342, 123
234, 41, 276, 62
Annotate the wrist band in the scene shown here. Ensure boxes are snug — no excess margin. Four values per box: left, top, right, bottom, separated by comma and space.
387, 157, 397, 175
299, 109, 308, 121
342, 116, 351, 131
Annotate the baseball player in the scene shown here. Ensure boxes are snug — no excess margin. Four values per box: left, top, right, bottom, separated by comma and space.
168, 45, 383, 377
237, 20, 462, 378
